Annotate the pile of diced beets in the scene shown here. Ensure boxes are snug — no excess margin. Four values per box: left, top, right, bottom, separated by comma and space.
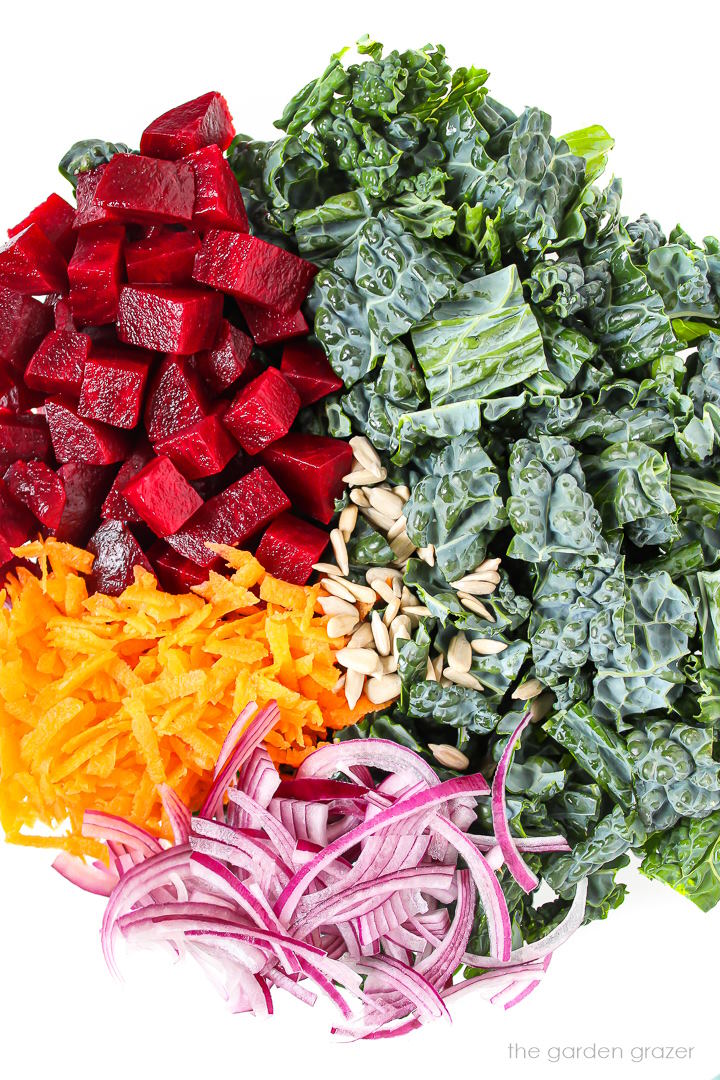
0, 91, 353, 594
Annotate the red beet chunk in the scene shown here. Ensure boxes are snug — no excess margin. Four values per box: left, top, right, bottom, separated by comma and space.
46, 398, 129, 465
101, 440, 154, 523
3, 460, 66, 530
24, 330, 91, 396
125, 230, 200, 285
239, 301, 308, 346
143, 355, 210, 441
0, 380, 43, 413
223, 367, 300, 455
154, 412, 237, 479
87, 519, 154, 595
68, 225, 125, 326
150, 541, 213, 591
195, 319, 254, 393
74, 166, 122, 229
0, 413, 51, 468
256, 512, 329, 585
55, 462, 115, 543
0, 288, 52, 372
47, 294, 77, 332
78, 346, 151, 429
280, 340, 343, 406
93, 155, 195, 226
185, 145, 248, 232
117, 284, 222, 354
9, 194, 76, 261
260, 434, 352, 525
120, 454, 203, 537
141, 92, 235, 160
0, 225, 67, 295
166, 465, 290, 567
0, 476, 36, 551
193, 231, 317, 315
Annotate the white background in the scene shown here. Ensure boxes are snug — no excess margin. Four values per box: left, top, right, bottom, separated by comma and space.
1, 2, 718, 1078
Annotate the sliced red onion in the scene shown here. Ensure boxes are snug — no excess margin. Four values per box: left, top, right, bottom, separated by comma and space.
296, 739, 442, 790
201, 702, 280, 819
82, 810, 163, 856
158, 784, 191, 845
491, 711, 539, 893
468, 833, 571, 854
52, 852, 118, 896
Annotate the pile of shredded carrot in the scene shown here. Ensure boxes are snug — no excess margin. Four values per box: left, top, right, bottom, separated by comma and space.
0, 538, 379, 856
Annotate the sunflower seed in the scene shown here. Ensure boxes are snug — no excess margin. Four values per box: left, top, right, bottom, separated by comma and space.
440, 676, 453, 688
348, 623, 374, 648
402, 604, 431, 618
451, 578, 497, 596
392, 576, 403, 597
332, 674, 346, 694
512, 677, 544, 701
391, 617, 411, 656
330, 528, 349, 576
330, 577, 377, 605
372, 577, 398, 605
349, 488, 371, 508
455, 570, 502, 587
383, 595, 402, 626
366, 673, 401, 704
417, 544, 435, 566
335, 647, 383, 676
390, 613, 412, 637
320, 578, 358, 604
458, 594, 494, 620
349, 435, 383, 474
393, 484, 411, 502
318, 595, 359, 618
361, 505, 397, 533
429, 743, 470, 771
370, 611, 391, 656
343, 467, 387, 487
313, 561, 342, 577
367, 487, 406, 520
475, 557, 502, 573
390, 532, 416, 562
338, 504, 358, 540
345, 669, 365, 709
366, 566, 403, 584
531, 691, 555, 721
432, 653, 445, 680
425, 657, 437, 681
443, 667, 484, 691
386, 515, 408, 542
471, 637, 508, 656
326, 614, 360, 638
447, 632, 472, 674
401, 586, 418, 607
379, 653, 399, 675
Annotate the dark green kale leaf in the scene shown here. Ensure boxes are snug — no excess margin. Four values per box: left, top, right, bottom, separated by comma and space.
584, 440, 679, 546
640, 810, 720, 911
59, 140, 135, 188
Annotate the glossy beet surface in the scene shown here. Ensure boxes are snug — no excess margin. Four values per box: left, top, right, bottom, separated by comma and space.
68, 225, 125, 326
56, 462, 115, 544
0, 476, 36, 552
154, 413, 237, 479
73, 166, 122, 229
166, 465, 290, 567
46, 397, 129, 465
121, 454, 203, 537
255, 512, 329, 585
24, 329, 91, 396
239, 302, 308, 346
94, 155, 195, 225
0, 413, 51, 468
87, 519, 154, 596
8, 193, 76, 260
4, 460, 66, 530
195, 319, 255, 393
186, 145, 248, 232
140, 92, 235, 160
78, 347, 151, 428
150, 541, 212, 592
143, 355, 209, 441
101, 441, 154, 523
260, 434, 353, 524
193, 231, 316, 314
0, 288, 52, 372
222, 367, 300, 455
125, 230, 200, 285
117, 284, 222, 353
280, 340, 343, 406
0, 224, 68, 295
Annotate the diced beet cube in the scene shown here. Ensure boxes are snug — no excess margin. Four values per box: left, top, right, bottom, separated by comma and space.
188, 450, 246, 501
93, 154, 195, 226
143, 355, 210, 441
0, 476, 36, 551
280, 340, 343, 406
193, 231, 317, 315
9, 194, 76, 261
0, 380, 43, 414
0, 224, 68, 295
78, 347, 151, 429
154, 412, 237, 479
101, 440, 154, 523
117, 284, 222, 353
125, 230, 200, 285
260, 434, 353, 525
68, 225, 125, 326
74, 166, 122, 229
87, 519, 154, 596
195, 319, 254, 393
55, 462, 115, 543
150, 541, 213, 591
256, 512, 329, 585
0, 288, 52, 372
166, 465, 290, 567
47, 294, 77, 332
185, 145, 248, 232
0, 413, 51, 468
120, 454, 203, 537
24, 330, 91, 396
3, 460, 66, 530
223, 367, 300, 455
239, 301, 309, 346
46, 398, 130, 465
140, 92, 235, 160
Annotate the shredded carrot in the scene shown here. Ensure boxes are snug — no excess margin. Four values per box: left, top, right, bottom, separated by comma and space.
0, 538, 378, 852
